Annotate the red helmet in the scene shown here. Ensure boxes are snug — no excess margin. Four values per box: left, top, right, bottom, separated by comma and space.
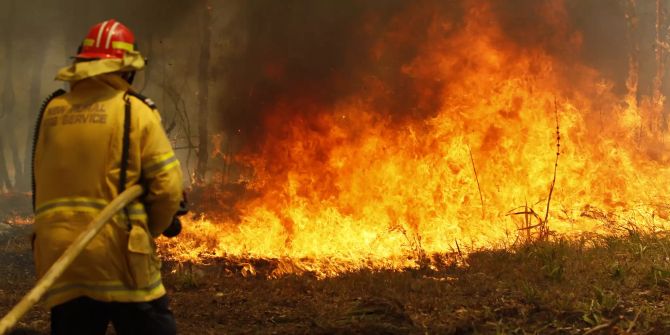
77, 19, 136, 60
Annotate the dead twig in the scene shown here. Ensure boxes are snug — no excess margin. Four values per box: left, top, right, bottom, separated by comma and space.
583, 315, 622, 335
541, 98, 561, 239
506, 206, 542, 226
525, 201, 532, 242
626, 309, 642, 333
454, 239, 467, 266
160, 81, 196, 183
391, 223, 426, 265
506, 203, 543, 244
467, 144, 485, 219
174, 145, 199, 151
517, 222, 545, 231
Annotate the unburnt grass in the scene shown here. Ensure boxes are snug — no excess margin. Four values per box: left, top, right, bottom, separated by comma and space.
3, 220, 670, 333
164, 231, 670, 334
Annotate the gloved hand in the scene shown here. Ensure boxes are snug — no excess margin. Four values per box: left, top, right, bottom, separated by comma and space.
175, 194, 189, 217
162, 217, 182, 238
162, 192, 188, 238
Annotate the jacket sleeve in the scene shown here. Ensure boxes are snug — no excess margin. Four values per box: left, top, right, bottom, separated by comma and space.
140, 107, 184, 236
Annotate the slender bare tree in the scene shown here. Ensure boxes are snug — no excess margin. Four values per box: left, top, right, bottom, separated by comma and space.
0, 0, 16, 192
17, 32, 49, 191
196, 0, 212, 183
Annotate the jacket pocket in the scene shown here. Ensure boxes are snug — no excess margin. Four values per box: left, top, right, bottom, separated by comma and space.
127, 224, 153, 288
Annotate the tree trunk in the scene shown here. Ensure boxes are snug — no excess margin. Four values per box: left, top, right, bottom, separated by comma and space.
624, 0, 642, 143
18, 47, 47, 191
0, 135, 13, 192
195, 2, 212, 183
9, 129, 22, 185
2, 70, 18, 191
0, 0, 15, 191
653, 0, 668, 132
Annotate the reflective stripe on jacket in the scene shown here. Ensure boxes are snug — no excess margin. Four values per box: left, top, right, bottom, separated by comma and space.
33, 73, 183, 308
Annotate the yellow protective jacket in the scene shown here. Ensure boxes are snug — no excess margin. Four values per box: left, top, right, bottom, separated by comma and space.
33, 73, 183, 309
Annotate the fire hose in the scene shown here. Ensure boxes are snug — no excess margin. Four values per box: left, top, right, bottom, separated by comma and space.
0, 185, 144, 335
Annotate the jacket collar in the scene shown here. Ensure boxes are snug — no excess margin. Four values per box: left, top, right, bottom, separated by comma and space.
71, 73, 131, 93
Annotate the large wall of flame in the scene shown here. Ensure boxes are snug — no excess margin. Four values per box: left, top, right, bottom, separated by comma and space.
169, 0, 670, 264
3, 1, 670, 261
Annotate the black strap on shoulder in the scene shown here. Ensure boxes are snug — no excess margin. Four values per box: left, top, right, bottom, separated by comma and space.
120, 95, 132, 229
32, 89, 66, 211
128, 91, 157, 110
119, 96, 131, 194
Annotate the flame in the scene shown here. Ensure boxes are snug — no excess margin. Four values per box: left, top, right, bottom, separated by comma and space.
160, 0, 670, 276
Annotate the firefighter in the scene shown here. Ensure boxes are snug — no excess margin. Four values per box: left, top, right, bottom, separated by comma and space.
32, 19, 184, 335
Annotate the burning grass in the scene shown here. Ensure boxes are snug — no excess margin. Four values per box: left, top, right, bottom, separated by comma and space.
156, 204, 670, 280
157, 214, 438, 278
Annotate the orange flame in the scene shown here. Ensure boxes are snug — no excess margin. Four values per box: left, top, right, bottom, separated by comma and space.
161, 0, 670, 276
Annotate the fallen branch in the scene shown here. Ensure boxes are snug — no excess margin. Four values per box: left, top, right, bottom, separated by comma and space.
583, 316, 622, 335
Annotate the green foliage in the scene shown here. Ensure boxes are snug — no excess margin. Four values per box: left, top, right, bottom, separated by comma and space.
520, 281, 540, 305
526, 241, 567, 281
649, 265, 670, 287
592, 286, 619, 313
609, 261, 625, 280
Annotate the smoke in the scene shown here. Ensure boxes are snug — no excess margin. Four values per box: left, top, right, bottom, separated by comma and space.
217, 0, 465, 145
216, 0, 658, 150
0, 0, 664, 191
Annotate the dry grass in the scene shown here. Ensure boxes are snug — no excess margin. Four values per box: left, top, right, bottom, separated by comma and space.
5, 211, 670, 333
162, 231, 670, 334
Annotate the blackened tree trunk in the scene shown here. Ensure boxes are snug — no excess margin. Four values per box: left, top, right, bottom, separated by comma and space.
196, 2, 212, 183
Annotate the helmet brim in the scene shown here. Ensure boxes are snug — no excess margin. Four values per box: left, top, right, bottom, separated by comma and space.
56, 51, 145, 82
76, 52, 122, 60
